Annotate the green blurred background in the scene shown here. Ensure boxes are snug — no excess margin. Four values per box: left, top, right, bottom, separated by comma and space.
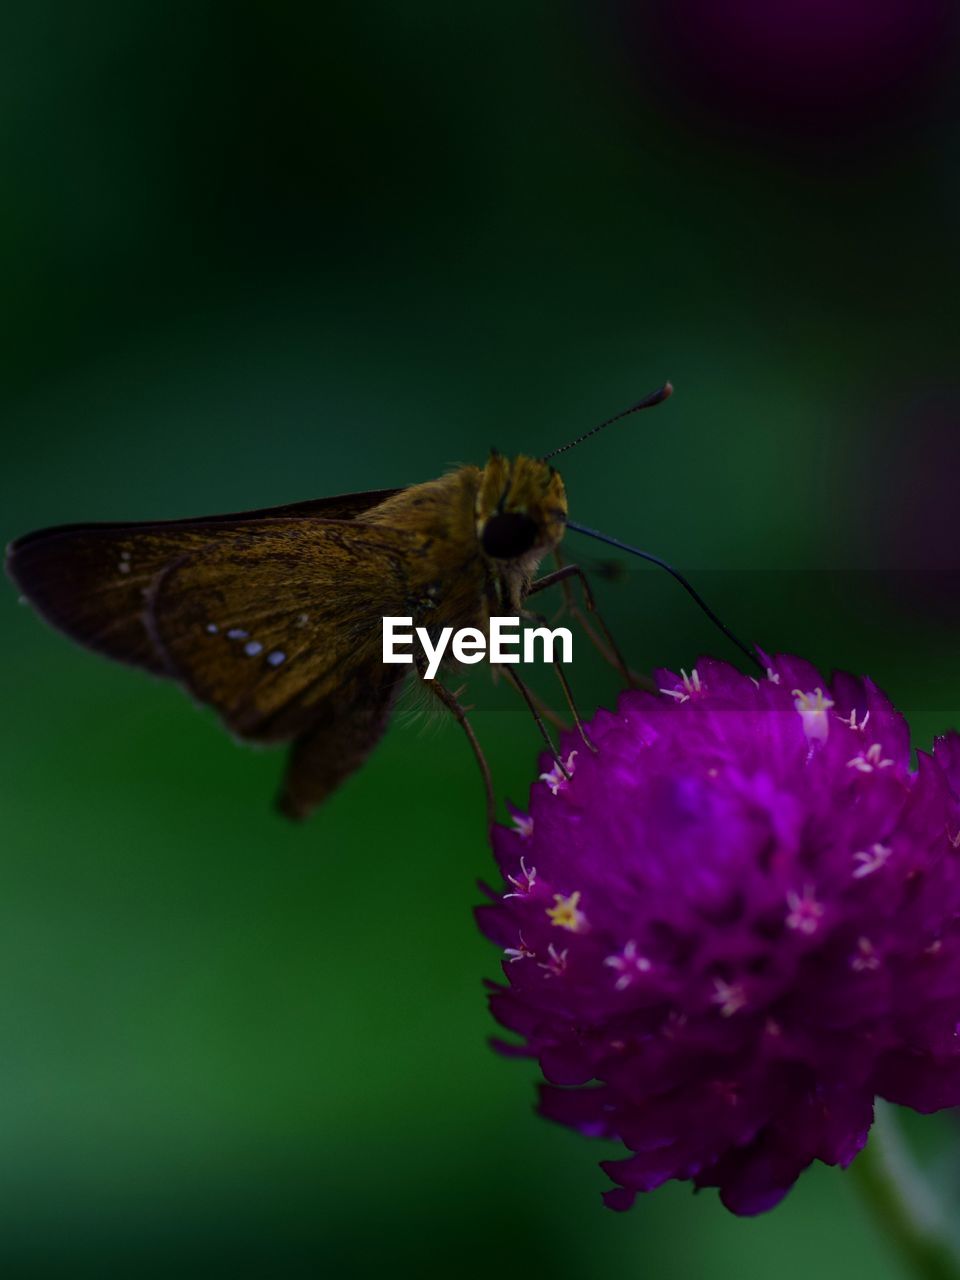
3, 2, 960, 1275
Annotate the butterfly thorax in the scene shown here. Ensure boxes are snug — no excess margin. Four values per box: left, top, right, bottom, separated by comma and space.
357, 455, 567, 636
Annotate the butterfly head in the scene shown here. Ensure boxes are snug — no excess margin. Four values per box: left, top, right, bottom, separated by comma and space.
476, 453, 567, 562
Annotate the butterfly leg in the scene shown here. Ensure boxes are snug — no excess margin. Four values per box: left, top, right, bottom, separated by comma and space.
495, 665, 569, 731
416, 656, 496, 829
499, 666, 573, 777
549, 658, 596, 751
529, 557, 650, 690
519, 608, 596, 751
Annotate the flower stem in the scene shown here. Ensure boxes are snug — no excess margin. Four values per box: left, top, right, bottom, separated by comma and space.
852, 1102, 960, 1280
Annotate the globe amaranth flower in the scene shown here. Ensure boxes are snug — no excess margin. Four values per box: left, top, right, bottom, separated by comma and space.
476, 654, 960, 1215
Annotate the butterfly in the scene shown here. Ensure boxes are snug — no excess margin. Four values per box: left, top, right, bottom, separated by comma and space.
7, 383, 754, 822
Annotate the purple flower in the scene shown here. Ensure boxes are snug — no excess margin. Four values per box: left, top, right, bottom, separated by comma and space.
477, 654, 960, 1215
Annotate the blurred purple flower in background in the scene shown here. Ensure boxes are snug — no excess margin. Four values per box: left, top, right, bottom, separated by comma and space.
608, 0, 957, 145
477, 655, 960, 1215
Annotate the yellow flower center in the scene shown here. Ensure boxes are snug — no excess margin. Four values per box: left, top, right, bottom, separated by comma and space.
546, 891, 587, 932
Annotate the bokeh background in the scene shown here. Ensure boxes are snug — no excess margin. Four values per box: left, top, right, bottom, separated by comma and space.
3, 2, 960, 1275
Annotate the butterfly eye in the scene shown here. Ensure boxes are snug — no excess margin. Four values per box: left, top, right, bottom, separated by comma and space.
481, 512, 540, 559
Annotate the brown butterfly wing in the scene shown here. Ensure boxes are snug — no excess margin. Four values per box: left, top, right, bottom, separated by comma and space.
5, 489, 401, 675
145, 518, 424, 743
144, 518, 426, 818
277, 669, 405, 820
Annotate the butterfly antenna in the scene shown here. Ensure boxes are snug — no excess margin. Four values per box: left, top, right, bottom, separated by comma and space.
542, 382, 673, 462
566, 521, 762, 671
